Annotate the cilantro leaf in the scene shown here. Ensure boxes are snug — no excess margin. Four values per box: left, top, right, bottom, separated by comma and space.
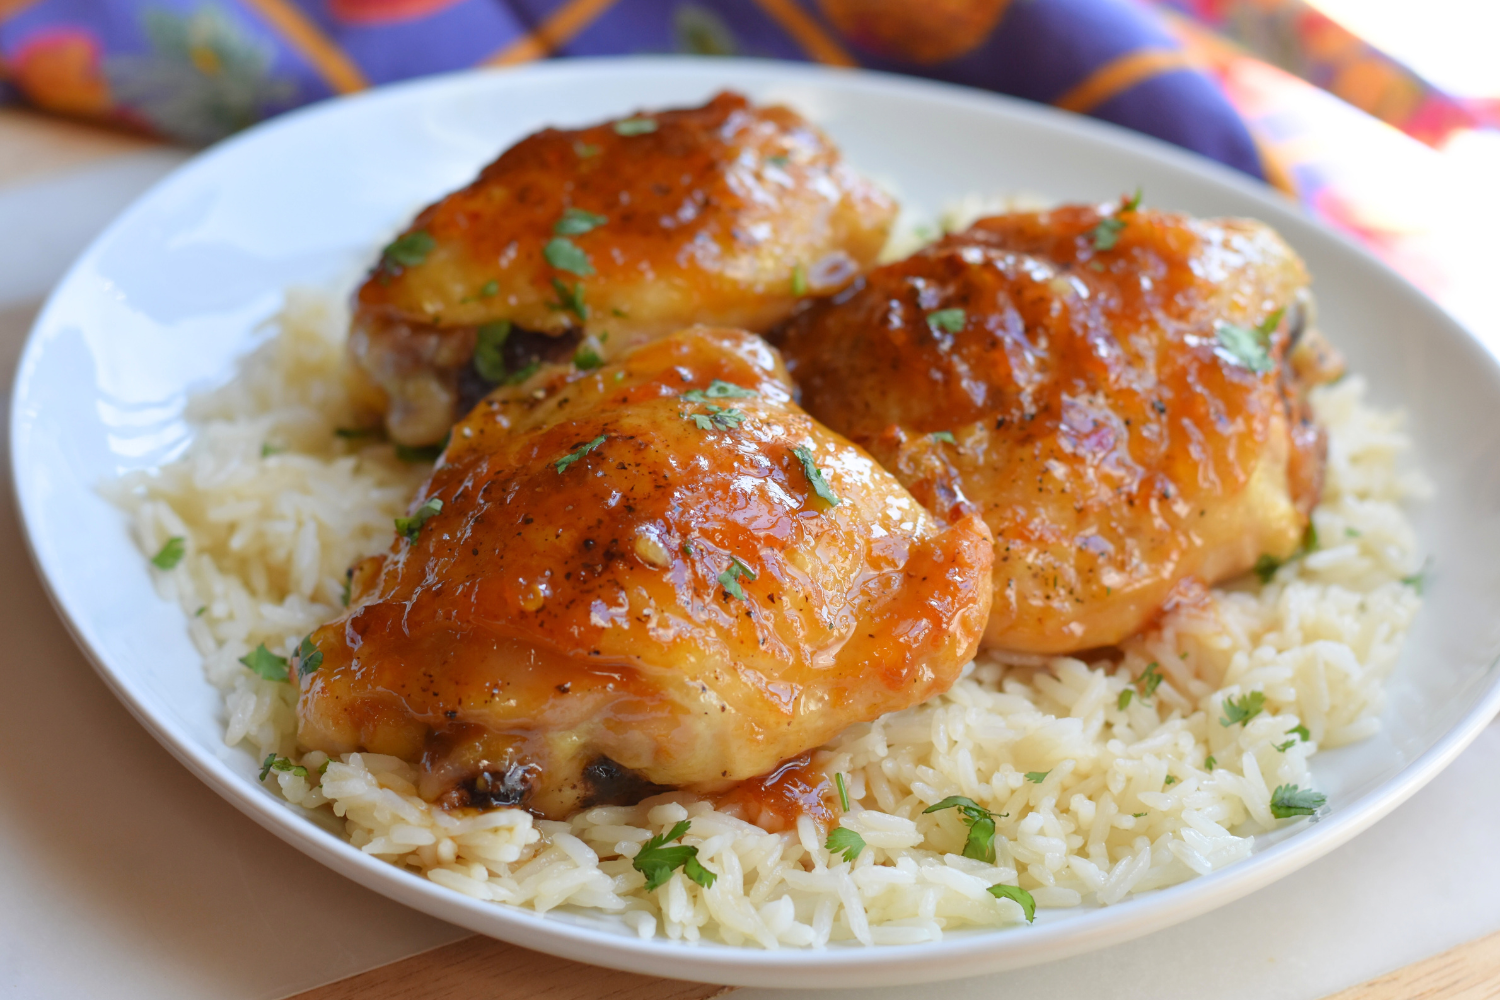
261, 443, 283, 457
1091, 216, 1126, 251
1290, 724, 1311, 741
793, 445, 840, 506
1121, 187, 1143, 213
1270, 784, 1326, 819
573, 140, 601, 158
505, 360, 541, 385
1024, 771, 1050, 784
1254, 553, 1283, 583
479, 280, 499, 298
614, 117, 658, 136
791, 263, 808, 296
239, 643, 288, 683
987, 884, 1036, 924
394, 497, 443, 542
549, 277, 588, 320
926, 308, 966, 334
296, 635, 324, 678
1215, 309, 1283, 375
473, 320, 512, 382
340, 567, 353, 608
1220, 690, 1266, 727
717, 555, 756, 600
544, 237, 594, 276
1205, 755, 1216, 771
1164, 774, 1179, 786
923, 795, 1003, 863
259, 753, 308, 782
573, 342, 604, 370
633, 819, 715, 890
681, 380, 756, 402
335, 426, 383, 441
1402, 568, 1427, 593
765, 154, 790, 168
1136, 661, 1164, 699
555, 435, 606, 473
683, 404, 745, 432
825, 826, 866, 863
394, 434, 447, 464
1273, 739, 1296, 752
835, 772, 851, 812
381, 230, 435, 270
150, 536, 186, 570
1117, 688, 1133, 710
930, 431, 956, 444
554, 208, 608, 235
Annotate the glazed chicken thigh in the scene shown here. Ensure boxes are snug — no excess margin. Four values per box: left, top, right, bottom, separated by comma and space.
777, 202, 1339, 654
297, 327, 993, 818
350, 91, 897, 445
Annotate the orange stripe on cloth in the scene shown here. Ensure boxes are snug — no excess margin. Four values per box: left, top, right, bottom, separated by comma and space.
485, 0, 621, 67
0, 0, 40, 24
1054, 48, 1194, 115
240, 0, 368, 94
752, 0, 858, 68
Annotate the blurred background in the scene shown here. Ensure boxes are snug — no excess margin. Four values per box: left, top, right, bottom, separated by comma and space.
0, 0, 1496, 337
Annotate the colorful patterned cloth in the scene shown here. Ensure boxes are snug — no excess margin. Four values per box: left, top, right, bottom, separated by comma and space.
1, 0, 1493, 319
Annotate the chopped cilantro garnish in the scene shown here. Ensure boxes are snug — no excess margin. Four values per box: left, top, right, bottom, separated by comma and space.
1215, 308, 1284, 375
1345, 527, 1362, 538
987, 884, 1036, 923
1117, 688, 1133, 710
543, 236, 594, 276
381, 230, 435, 271
793, 445, 840, 506
573, 140, 601, 158
239, 643, 288, 683
1254, 554, 1283, 583
1270, 784, 1326, 819
930, 431, 956, 444
261, 443, 283, 457
1132, 812, 1147, 818
473, 320, 512, 382
555, 435, 606, 474
927, 308, 966, 333
296, 635, 324, 678
340, 567, 352, 608
1089, 189, 1142, 251
1024, 771, 1049, 784
479, 280, 499, 298
335, 426, 382, 440
835, 772, 851, 812
394, 437, 446, 463
632, 819, 715, 890
766, 154, 790, 168
614, 117, 658, 136
1136, 661, 1164, 699
573, 342, 604, 370
150, 536, 186, 570
394, 496, 443, 541
1402, 567, 1427, 593
717, 555, 757, 600
923, 795, 1003, 863
1205, 755, 1216, 771
550, 277, 588, 320
683, 404, 745, 432
1164, 774, 1179, 786
1290, 724, 1311, 741
681, 380, 756, 402
825, 826, 865, 863
259, 753, 307, 781
194, 605, 207, 617
1273, 739, 1296, 752
554, 208, 608, 235
791, 263, 808, 296
505, 361, 542, 385
1220, 690, 1266, 727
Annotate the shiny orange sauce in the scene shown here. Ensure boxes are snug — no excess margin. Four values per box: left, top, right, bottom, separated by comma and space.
715, 753, 839, 833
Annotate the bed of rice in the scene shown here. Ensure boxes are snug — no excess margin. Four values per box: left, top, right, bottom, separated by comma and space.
105, 284, 1426, 949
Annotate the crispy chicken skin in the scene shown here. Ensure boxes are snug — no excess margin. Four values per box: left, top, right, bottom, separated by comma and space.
777, 202, 1339, 654
351, 91, 897, 445
297, 327, 993, 818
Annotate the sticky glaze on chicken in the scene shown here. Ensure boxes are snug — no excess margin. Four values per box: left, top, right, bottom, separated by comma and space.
776, 201, 1342, 654
349, 92, 897, 446
297, 327, 992, 818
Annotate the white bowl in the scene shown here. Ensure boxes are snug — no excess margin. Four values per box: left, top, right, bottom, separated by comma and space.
12, 58, 1500, 989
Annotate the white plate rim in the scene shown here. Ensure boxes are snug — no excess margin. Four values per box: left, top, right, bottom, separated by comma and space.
13, 57, 1500, 989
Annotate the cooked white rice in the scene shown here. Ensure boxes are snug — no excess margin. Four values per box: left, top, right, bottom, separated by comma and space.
105, 287, 1425, 948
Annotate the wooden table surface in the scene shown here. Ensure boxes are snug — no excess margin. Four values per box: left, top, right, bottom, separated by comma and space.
3, 105, 1495, 1000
